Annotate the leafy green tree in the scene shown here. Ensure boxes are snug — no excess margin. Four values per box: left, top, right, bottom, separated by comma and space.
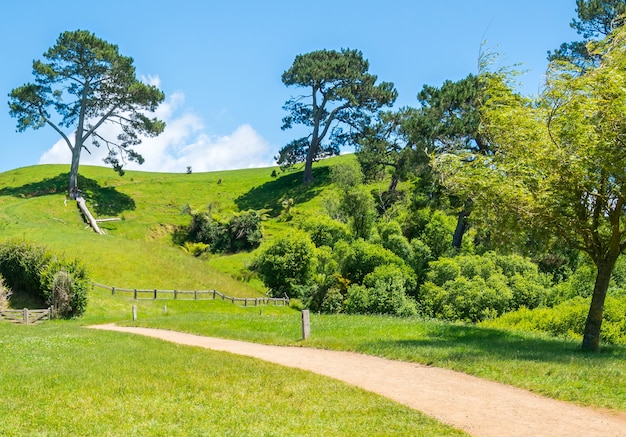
410, 74, 489, 250
548, 0, 626, 70
8, 30, 165, 198
253, 232, 316, 298
278, 48, 397, 184
331, 161, 376, 240
438, 26, 626, 351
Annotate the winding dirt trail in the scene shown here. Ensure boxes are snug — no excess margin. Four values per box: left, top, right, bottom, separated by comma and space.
88, 324, 626, 437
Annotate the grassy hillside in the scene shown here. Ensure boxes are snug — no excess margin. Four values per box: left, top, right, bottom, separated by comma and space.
0, 159, 341, 296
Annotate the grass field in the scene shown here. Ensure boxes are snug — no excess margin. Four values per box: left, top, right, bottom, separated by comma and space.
1, 161, 625, 435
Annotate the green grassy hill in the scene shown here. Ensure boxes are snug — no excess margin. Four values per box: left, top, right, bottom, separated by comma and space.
0, 158, 341, 296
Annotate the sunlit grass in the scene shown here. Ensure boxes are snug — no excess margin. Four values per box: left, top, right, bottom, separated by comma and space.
0, 322, 463, 436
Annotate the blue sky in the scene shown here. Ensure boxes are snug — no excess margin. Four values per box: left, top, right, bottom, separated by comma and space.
0, 1, 579, 174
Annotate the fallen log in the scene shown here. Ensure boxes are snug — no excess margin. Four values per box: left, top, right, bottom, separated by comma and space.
76, 196, 105, 235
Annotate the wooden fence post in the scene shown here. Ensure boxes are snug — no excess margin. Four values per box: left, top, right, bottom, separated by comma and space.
154, 289, 157, 299
112, 286, 115, 296
174, 289, 178, 300
134, 289, 137, 299
23, 308, 28, 325
302, 310, 310, 340
132, 305, 137, 321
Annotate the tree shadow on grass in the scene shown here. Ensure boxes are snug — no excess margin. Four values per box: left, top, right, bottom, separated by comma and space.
0, 172, 135, 216
235, 167, 332, 217
362, 323, 626, 365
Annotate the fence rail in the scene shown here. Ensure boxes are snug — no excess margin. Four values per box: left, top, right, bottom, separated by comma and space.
92, 283, 289, 307
0, 307, 52, 325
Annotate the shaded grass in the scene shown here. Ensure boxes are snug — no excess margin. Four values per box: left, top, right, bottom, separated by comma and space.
0, 322, 464, 436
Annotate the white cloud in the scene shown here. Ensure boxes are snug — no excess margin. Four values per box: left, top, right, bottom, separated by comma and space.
38, 88, 275, 173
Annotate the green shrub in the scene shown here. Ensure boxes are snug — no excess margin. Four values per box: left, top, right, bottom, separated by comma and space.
0, 239, 50, 296
421, 210, 456, 259
186, 210, 262, 253
483, 295, 626, 345
344, 264, 418, 317
297, 215, 350, 248
336, 239, 413, 285
0, 240, 89, 318
253, 232, 316, 298
41, 258, 90, 318
420, 252, 548, 323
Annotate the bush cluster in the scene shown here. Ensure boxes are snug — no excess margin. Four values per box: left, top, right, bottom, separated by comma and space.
0, 240, 89, 318
419, 252, 550, 322
483, 295, 626, 345
186, 210, 262, 254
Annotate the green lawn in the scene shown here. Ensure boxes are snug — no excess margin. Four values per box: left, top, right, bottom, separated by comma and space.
97, 288, 626, 411
0, 322, 464, 436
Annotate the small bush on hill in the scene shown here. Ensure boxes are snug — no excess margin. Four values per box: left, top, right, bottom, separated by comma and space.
0, 240, 89, 318
297, 215, 351, 248
253, 232, 316, 298
185, 210, 262, 253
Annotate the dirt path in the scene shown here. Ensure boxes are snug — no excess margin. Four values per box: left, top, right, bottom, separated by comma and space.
88, 324, 626, 437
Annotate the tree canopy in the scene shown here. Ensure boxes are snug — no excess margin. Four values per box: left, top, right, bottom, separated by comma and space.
437, 23, 626, 352
278, 48, 397, 184
8, 29, 165, 198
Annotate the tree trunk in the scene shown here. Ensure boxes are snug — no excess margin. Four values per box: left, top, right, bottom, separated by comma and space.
581, 256, 617, 352
68, 146, 82, 199
452, 200, 472, 250
303, 140, 318, 185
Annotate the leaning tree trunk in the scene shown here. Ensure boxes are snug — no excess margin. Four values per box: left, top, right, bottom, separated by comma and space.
76, 195, 104, 235
581, 255, 617, 352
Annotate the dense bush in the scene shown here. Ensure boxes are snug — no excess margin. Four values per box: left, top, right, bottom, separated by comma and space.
344, 264, 418, 317
483, 295, 626, 345
335, 239, 416, 287
186, 210, 262, 253
419, 252, 549, 322
297, 215, 350, 248
253, 232, 316, 298
0, 240, 89, 318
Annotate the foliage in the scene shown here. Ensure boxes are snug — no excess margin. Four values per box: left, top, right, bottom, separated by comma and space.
185, 210, 262, 254
484, 295, 626, 345
279, 48, 397, 183
0, 240, 89, 317
335, 239, 415, 287
419, 253, 549, 322
8, 30, 165, 196
181, 241, 210, 257
548, 0, 626, 70
297, 215, 350, 247
331, 162, 376, 239
438, 25, 626, 351
253, 232, 316, 298
344, 264, 418, 317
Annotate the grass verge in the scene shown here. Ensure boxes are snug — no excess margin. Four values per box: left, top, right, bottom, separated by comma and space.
0, 322, 464, 436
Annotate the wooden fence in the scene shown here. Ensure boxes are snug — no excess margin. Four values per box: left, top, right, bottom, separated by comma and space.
92, 283, 290, 307
0, 307, 52, 325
